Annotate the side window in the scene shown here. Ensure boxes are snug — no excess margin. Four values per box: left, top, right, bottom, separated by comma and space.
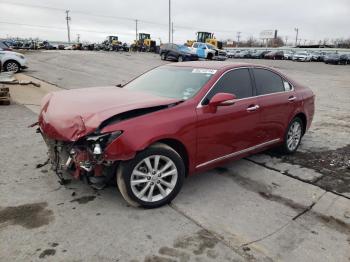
253, 68, 285, 95
203, 69, 253, 105
283, 81, 293, 91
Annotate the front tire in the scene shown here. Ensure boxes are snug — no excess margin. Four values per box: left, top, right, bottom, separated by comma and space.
281, 117, 303, 154
177, 55, 184, 62
161, 52, 167, 60
117, 143, 185, 208
4, 61, 20, 73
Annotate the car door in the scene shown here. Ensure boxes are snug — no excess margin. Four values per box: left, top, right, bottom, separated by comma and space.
252, 68, 297, 143
195, 68, 260, 168
197, 43, 206, 58
166, 44, 175, 60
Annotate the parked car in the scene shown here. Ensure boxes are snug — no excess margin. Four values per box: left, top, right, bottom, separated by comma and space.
264, 51, 284, 60
310, 51, 322, 62
160, 43, 198, 62
234, 50, 252, 58
283, 51, 295, 60
38, 41, 56, 50
189, 42, 226, 60
251, 50, 270, 59
226, 49, 236, 58
340, 54, 350, 65
318, 52, 329, 62
0, 40, 12, 51
37, 61, 315, 208
324, 53, 340, 64
0, 47, 28, 73
292, 51, 312, 62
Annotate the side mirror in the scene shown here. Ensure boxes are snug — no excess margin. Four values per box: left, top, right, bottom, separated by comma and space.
116, 83, 124, 88
209, 93, 237, 107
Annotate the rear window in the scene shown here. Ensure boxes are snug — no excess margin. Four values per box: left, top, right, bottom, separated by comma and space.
253, 68, 285, 95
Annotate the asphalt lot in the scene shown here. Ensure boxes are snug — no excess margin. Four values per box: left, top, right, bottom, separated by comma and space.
1, 50, 350, 262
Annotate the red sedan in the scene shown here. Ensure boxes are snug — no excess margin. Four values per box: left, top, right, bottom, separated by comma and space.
38, 61, 315, 208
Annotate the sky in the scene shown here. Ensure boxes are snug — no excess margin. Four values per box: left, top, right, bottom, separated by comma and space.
0, 0, 349, 45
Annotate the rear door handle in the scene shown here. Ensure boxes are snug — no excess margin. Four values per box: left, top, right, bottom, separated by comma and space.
288, 96, 296, 102
247, 105, 260, 112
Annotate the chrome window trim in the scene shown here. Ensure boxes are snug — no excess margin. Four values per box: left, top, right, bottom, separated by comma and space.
196, 138, 280, 169
196, 66, 295, 108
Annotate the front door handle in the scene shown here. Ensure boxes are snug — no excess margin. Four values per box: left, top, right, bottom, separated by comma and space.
288, 96, 296, 102
247, 105, 260, 112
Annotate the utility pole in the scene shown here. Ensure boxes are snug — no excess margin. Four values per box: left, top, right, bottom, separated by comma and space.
236, 32, 241, 47
294, 28, 299, 47
135, 19, 138, 43
77, 34, 80, 43
285, 36, 288, 46
171, 22, 174, 44
168, 0, 171, 43
65, 10, 71, 44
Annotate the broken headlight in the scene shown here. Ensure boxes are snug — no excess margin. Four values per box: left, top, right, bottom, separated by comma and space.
86, 131, 122, 155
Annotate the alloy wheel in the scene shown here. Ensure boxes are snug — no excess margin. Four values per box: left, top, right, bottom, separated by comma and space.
287, 121, 302, 151
130, 155, 178, 203
6, 62, 19, 72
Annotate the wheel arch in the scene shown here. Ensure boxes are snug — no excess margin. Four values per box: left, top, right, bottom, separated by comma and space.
293, 112, 307, 135
3, 59, 20, 71
155, 138, 190, 176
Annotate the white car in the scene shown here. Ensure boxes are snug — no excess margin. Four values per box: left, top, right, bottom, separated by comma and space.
292, 51, 312, 62
0, 48, 28, 73
189, 42, 226, 60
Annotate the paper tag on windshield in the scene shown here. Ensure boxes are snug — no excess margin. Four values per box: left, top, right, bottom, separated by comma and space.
192, 69, 217, 74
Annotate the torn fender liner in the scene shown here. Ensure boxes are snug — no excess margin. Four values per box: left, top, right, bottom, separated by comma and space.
38, 86, 180, 141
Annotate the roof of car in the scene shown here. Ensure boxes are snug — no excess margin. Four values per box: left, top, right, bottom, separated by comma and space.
166, 61, 262, 70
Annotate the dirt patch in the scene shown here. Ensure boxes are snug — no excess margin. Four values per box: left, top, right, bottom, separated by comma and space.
70, 196, 96, 204
159, 246, 190, 262
174, 229, 219, 255
0, 202, 53, 229
269, 145, 350, 194
39, 249, 56, 259
143, 230, 220, 262
144, 255, 176, 262
258, 192, 307, 212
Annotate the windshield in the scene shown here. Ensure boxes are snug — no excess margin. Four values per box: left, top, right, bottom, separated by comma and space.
178, 45, 191, 52
206, 44, 216, 50
125, 67, 216, 100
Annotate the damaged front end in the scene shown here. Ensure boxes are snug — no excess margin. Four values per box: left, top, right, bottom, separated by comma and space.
35, 87, 182, 188
39, 128, 123, 188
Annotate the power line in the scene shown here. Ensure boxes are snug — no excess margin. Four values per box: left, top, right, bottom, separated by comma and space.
0, 1, 245, 36
0, 21, 137, 36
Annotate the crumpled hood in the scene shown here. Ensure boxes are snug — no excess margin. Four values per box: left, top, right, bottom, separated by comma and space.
39, 86, 179, 141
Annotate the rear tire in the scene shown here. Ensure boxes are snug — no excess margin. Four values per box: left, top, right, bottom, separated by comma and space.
280, 117, 303, 154
207, 53, 213, 60
177, 55, 184, 62
116, 143, 185, 208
